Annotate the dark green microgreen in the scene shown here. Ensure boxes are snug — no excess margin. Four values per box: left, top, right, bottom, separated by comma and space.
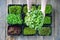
44, 16, 51, 24
45, 5, 52, 14
39, 27, 51, 36
38, 5, 41, 10
23, 6, 28, 13
38, 4, 52, 14
31, 6, 36, 11
9, 6, 22, 14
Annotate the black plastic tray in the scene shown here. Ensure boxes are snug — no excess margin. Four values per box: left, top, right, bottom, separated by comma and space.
7, 4, 53, 36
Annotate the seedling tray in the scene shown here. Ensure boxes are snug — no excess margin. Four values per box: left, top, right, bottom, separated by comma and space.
22, 26, 37, 36
7, 4, 53, 36
43, 16, 52, 25
8, 24, 22, 36
23, 4, 37, 14
8, 4, 23, 14
38, 27, 52, 36
8, 4, 23, 25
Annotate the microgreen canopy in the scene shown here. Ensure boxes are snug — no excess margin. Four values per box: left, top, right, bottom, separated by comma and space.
7, 14, 23, 24
25, 10, 44, 30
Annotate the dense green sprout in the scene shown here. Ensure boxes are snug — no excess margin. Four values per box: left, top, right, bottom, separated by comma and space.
45, 5, 52, 14
9, 6, 22, 14
39, 27, 51, 36
44, 16, 51, 24
31, 6, 36, 11
38, 5, 41, 10
23, 27, 36, 35
25, 10, 44, 30
7, 14, 23, 24
23, 5, 36, 13
38, 4, 52, 14
23, 6, 28, 13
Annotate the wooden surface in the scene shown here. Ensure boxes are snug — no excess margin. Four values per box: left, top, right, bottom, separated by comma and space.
0, 0, 59, 40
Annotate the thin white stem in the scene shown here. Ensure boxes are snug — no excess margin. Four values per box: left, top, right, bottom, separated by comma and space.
27, 0, 32, 12
41, 0, 47, 16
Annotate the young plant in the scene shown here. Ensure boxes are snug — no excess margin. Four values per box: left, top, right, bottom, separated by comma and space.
45, 4, 52, 14
25, 10, 44, 30
38, 4, 52, 14
23, 5, 36, 13
38, 5, 41, 10
31, 5, 36, 11
9, 6, 22, 14
7, 14, 23, 24
39, 27, 51, 36
23, 6, 28, 13
23, 27, 36, 35
44, 16, 51, 24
